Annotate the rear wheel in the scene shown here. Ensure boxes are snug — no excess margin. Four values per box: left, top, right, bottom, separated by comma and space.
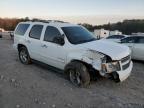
65, 61, 90, 87
18, 47, 31, 65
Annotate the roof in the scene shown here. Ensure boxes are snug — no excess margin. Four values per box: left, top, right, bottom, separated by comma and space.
19, 20, 78, 28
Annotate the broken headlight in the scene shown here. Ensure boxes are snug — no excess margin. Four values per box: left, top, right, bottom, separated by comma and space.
102, 61, 121, 73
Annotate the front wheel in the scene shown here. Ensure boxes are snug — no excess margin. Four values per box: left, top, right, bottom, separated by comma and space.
65, 61, 90, 87
18, 47, 31, 65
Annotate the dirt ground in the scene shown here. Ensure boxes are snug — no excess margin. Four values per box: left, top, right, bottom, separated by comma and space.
0, 35, 144, 108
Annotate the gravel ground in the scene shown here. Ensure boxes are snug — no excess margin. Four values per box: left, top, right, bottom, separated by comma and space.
0, 36, 144, 108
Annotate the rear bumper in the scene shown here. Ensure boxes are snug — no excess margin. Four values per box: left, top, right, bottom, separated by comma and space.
116, 61, 133, 82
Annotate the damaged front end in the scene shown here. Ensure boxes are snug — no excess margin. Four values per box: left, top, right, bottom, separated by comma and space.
82, 49, 132, 82
100, 59, 121, 82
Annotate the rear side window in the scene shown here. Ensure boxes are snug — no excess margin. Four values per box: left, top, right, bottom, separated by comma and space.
15, 24, 30, 36
29, 25, 43, 40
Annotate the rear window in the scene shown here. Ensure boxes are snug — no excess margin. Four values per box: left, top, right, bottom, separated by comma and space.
15, 24, 30, 36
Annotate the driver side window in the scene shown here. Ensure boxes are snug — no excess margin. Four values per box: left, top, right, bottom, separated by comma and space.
44, 26, 61, 43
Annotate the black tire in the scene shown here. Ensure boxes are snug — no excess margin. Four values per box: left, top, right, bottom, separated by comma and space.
18, 47, 31, 65
64, 61, 90, 87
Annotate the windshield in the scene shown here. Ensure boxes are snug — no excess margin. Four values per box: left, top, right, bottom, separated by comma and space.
62, 26, 96, 44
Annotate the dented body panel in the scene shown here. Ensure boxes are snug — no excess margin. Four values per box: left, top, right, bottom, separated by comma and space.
65, 40, 132, 82
14, 21, 133, 82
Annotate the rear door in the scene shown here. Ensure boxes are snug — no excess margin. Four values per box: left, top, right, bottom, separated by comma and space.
26, 24, 44, 61
132, 37, 144, 60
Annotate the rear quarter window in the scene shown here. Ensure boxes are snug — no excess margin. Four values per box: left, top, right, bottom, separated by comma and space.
15, 24, 30, 36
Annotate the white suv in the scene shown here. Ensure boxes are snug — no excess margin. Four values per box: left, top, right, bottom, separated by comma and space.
13, 20, 133, 87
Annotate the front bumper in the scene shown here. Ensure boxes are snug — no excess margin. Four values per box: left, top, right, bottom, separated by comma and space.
92, 60, 133, 82
116, 61, 133, 82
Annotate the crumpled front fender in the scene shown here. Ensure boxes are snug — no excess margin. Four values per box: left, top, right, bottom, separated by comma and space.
66, 52, 102, 71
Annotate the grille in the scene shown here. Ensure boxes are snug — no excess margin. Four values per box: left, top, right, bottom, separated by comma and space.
121, 55, 131, 70
122, 61, 131, 70
121, 55, 130, 63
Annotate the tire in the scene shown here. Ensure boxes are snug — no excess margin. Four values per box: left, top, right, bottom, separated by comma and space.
65, 61, 90, 87
18, 47, 31, 65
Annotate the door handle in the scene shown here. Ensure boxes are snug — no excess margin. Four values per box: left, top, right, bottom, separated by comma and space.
41, 44, 48, 48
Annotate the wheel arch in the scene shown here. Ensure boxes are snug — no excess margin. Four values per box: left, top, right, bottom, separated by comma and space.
71, 59, 92, 68
64, 59, 93, 74
17, 44, 27, 51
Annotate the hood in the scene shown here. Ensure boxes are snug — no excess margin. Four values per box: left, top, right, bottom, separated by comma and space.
79, 40, 130, 60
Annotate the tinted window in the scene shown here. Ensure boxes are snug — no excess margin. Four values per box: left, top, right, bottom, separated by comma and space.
107, 35, 116, 39
138, 37, 144, 43
107, 35, 125, 39
44, 26, 61, 42
117, 35, 125, 39
15, 24, 30, 35
29, 25, 43, 40
62, 26, 95, 44
121, 37, 137, 43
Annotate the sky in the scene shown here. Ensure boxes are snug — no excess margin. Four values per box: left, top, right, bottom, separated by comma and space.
0, 0, 144, 25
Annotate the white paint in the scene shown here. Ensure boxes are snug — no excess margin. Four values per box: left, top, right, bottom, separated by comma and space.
14, 21, 133, 82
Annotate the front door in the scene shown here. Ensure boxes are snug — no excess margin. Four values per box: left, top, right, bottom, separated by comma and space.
40, 26, 66, 70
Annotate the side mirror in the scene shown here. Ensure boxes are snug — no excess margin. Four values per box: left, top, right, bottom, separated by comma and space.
53, 36, 65, 45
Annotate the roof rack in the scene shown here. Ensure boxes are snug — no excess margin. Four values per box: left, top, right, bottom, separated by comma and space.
28, 19, 69, 23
